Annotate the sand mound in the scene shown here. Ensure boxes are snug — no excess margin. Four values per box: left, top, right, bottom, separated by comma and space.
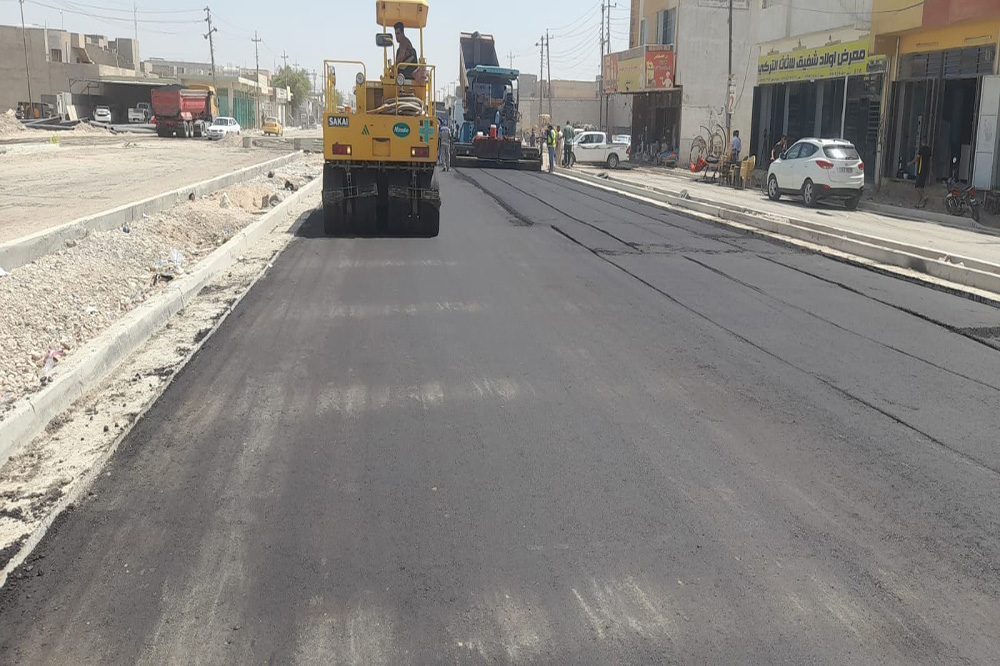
72, 122, 112, 134
0, 109, 26, 136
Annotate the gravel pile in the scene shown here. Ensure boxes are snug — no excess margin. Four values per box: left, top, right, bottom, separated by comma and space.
0, 162, 319, 415
0, 109, 26, 136
72, 122, 112, 135
214, 133, 244, 147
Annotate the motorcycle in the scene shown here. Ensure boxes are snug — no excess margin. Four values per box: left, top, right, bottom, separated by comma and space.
944, 157, 981, 223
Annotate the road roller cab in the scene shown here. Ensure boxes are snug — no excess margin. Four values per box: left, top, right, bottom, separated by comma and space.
322, 0, 440, 237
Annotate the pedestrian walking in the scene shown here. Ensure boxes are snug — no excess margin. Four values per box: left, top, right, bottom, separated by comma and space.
910, 143, 932, 208
439, 121, 452, 171
563, 121, 575, 167
556, 127, 564, 166
546, 124, 557, 173
530, 128, 536, 147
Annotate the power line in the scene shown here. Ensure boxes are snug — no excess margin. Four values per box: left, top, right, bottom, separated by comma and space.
26, 0, 202, 23
548, 0, 601, 33
52, 0, 201, 14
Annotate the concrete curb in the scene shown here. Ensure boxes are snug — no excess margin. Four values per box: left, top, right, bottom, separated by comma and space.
558, 170, 1000, 299
626, 165, 997, 234
0, 177, 321, 470
0, 152, 302, 271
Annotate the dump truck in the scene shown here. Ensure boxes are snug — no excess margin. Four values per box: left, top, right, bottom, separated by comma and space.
321, 0, 441, 237
151, 85, 217, 138
452, 32, 541, 170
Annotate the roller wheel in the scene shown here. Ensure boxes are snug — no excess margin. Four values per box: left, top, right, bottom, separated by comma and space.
352, 171, 379, 236
420, 173, 440, 238
323, 165, 347, 236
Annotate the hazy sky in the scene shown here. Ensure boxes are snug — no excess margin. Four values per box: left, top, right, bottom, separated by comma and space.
3, 0, 631, 94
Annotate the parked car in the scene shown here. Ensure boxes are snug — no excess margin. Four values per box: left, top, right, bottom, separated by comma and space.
612, 134, 631, 148
93, 106, 112, 124
569, 131, 629, 169
206, 116, 241, 140
262, 116, 284, 136
127, 102, 151, 123
767, 138, 865, 209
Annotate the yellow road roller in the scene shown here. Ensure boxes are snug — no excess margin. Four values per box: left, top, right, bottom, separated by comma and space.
322, 0, 441, 237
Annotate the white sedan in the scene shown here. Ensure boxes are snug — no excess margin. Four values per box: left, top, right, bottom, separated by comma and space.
767, 138, 865, 209
206, 117, 241, 140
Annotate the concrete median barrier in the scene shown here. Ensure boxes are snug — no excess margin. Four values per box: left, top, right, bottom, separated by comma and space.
0, 152, 303, 272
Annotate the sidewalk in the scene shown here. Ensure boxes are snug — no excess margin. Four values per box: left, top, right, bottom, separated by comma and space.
573, 164, 1000, 272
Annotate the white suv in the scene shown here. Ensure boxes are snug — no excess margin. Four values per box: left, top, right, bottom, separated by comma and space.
767, 138, 865, 209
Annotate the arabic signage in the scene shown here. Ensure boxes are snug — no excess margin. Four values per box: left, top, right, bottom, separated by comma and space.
698, 0, 749, 8
603, 45, 675, 94
757, 39, 886, 85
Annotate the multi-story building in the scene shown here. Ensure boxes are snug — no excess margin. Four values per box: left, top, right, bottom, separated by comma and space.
0, 24, 142, 116
872, 0, 1000, 189
613, 0, 754, 161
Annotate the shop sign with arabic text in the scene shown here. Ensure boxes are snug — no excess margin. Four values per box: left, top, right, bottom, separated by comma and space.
757, 39, 885, 85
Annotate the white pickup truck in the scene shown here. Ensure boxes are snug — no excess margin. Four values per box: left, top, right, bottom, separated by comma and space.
569, 131, 629, 169
127, 102, 151, 123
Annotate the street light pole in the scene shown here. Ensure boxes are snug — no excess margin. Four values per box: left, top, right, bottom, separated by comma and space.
252, 31, 262, 128
726, 0, 733, 138
19, 0, 33, 116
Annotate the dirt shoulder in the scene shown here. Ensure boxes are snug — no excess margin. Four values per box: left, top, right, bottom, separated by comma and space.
0, 157, 321, 418
0, 139, 297, 245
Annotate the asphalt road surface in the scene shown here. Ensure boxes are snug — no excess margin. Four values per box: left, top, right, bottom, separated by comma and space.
2, 168, 1000, 665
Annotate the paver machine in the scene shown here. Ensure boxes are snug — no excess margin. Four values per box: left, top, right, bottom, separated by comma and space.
322, 0, 440, 237
452, 32, 541, 171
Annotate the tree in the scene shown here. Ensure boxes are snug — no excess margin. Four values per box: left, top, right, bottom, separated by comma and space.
271, 66, 310, 114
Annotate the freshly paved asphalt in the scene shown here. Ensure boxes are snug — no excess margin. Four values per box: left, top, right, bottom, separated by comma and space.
2, 168, 1000, 665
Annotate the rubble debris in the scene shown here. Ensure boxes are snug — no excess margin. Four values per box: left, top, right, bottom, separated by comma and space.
0, 109, 26, 136
220, 193, 232, 208
0, 158, 320, 414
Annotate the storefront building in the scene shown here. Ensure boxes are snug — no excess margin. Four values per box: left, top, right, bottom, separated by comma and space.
623, 0, 753, 163
751, 30, 886, 182
872, 0, 1000, 189
604, 44, 678, 153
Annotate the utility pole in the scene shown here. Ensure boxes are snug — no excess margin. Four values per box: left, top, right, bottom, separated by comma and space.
508, 50, 515, 69
133, 2, 139, 78
606, 3, 615, 131
600, 2, 605, 131
252, 31, 262, 128
537, 35, 544, 121
281, 51, 290, 70
546, 30, 552, 119
726, 0, 733, 137
19, 0, 32, 116
203, 6, 218, 90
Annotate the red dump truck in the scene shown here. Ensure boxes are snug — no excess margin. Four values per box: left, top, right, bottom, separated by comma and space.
151, 84, 217, 138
